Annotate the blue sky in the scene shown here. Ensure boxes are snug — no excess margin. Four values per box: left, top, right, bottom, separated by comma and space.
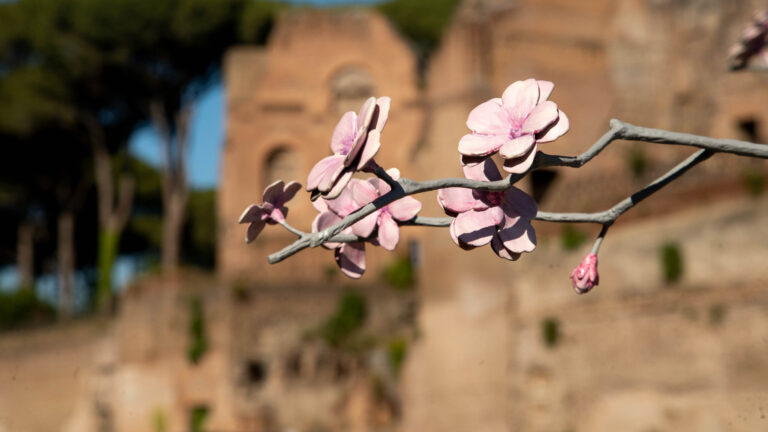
128, 0, 383, 189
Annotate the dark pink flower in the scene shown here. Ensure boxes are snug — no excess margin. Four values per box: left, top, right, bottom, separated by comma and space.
239, 180, 302, 243
728, 10, 768, 71
437, 159, 538, 260
458, 79, 569, 174
306, 96, 391, 200
570, 253, 599, 294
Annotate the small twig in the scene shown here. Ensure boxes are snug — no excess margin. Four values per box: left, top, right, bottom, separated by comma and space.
278, 220, 306, 238
590, 225, 609, 255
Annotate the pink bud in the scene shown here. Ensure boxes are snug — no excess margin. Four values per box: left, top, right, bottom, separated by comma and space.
570, 253, 599, 294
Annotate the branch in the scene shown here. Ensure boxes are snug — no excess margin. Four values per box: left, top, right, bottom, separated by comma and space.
267, 119, 767, 264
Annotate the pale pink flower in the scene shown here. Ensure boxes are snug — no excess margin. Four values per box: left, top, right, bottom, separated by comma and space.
350, 168, 422, 251
570, 253, 599, 294
239, 180, 302, 243
458, 78, 569, 174
307, 96, 391, 200
728, 10, 768, 71
437, 159, 538, 260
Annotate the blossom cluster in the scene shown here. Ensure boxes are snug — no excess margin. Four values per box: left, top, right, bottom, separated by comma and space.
728, 10, 768, 70
239, 79, 599, 292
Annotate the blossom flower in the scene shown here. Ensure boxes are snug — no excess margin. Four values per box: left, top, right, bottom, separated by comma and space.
458, 78, 569, 174
239, 180, 302, 243
307, 96, 391, 200
350, 168, 422, 251
437, 158, 538, 260
728, 10, 768, 71
570, 253, 599, 294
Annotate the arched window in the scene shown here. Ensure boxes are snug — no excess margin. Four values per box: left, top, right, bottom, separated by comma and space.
263, 147, 297, 187
330, 67, 374, 114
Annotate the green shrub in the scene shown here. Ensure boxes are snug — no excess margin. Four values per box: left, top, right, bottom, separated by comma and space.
660, 242, 684, 285
628, 146, 647, 179
381, 255, 415, 290
0, 289, 55, 331
709, 303, 726, 326
560, 225, 586, 251
388, 338, 407, 376
541, 317, 560, 348
187, 297, 208, 364
742, 169, 765, 197
189, 406, 208, 432
321, 291, 367, 348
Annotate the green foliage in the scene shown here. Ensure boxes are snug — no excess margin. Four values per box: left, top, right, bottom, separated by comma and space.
380, 255, 415, 290
627, 146, 648, 179
152, 409, 168, 432
560, 225, 586, 251
189, 406, 209, 432
541, 317, 560, 348
240, 0, 286, 44
321, 291, 367, 348
187, 296, 208, 364
709, 303, 726, 326
182, 189, 216, 269
742, 169, 765, 197
96, 229, 119, 311
660, 242, 684, 285
388, 338, 407, 376
378, 0, 461, 67
0, 289, 56, 331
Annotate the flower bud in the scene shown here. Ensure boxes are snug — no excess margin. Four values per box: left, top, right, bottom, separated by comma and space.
570, 253, 599, 294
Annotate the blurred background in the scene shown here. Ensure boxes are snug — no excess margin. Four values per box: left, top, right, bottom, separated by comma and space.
1, 0, 768, 431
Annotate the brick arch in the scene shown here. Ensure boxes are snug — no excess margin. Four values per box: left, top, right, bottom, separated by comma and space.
262, 145, 300, 189
326, 63, 377, 114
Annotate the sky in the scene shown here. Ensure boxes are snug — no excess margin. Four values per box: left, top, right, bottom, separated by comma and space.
128, 0, 384, 190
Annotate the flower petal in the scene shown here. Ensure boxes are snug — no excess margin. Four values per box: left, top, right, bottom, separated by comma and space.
521, 100, 558, 135
357, 129, 381, 170
313, 211, 342, 249
350, 178, 379, 206
537, 110, 570, 143
466, 98, 511, 136
336, 242, 366, 279
502, 79, 540, 123
502, 187, 538, 220
330, 111, 357, 155
323, 170, 354, 201
463, 157, 503, 182
449, 218, 475, 250
460, 154, 488, 167
372, 97, 391, 132
245, 220, 266, 244
262, 180, 285, 204
498, 217, 536, 253
377, 213, 400, 251
537, 80, 554, 103
389, 196, 422, 221
278, 181, 303, 206
491, 234, 521, 261
268, 206, 287, 223
458, 133, 508, 157
307, 155, 345, 192
239, 204, 265, 224
499, 134, 535, 159
437, 188, 480, 214
351, 211, 379, 238
454, 207, 504, 247
326, 183, 360, 217
502, 143, 537, 174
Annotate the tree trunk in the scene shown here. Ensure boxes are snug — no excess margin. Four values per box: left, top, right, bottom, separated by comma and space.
57, 210, 75, 318
151, 100, 190, 275
16, 221, 34, 289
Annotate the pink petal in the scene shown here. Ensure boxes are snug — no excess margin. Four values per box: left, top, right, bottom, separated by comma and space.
502, 143, 537, 174
449, 219, 475, 250
537, 80, 554, 102
373, 97, 391, 132
460, 154, 488, 167
537, 110, 570, 143
307, 155, 345, 192
245, 220, 266, 244
377, 213, 400, 251
350, 179, 379, 206
453, 207, 504, 247
323, 170, 354, 200
458, 133, 508, 157
465, 99, 511, 136
330, 111, 357, 155
356, 97, 376, 133
278, 181, 303, 206
463, 157, 503, 182
351, 211, 379, 238
326, 183, 359, 217
499, 134, 535, 159
336, 242, 366, 279
437, 188, 480, 214
312, 197, 329, 213
501, 79, 540, 123
313, 211, 342, 249
262, 180, 285, 204
389, 196, 422, 221
498, 217, 536, 253
268, 206, 287, 223
239, 204, 265, 224
521, 101, 558, 135
502, 187, 538, 220
491, 234, 521, 261
357, 129, 381, 170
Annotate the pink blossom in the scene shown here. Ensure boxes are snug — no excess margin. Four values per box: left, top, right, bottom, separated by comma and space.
458, 79, 569, 174
437, 159, 538, 260
239, 180, 302, 243
306, 96, 391, 200
570, 253, 599, 294
728, 10, 768, 70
